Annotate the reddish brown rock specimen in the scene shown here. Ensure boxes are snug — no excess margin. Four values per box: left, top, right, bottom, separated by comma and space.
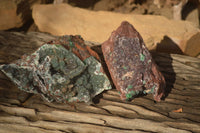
102, 21, 166, 102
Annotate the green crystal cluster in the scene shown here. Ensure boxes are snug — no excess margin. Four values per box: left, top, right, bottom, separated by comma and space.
0, 44, 111, 103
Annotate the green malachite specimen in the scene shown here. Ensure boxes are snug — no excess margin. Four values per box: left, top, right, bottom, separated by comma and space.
0, 37, 111, 103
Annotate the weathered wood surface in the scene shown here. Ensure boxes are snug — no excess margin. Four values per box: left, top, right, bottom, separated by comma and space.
0, 31, 200, 133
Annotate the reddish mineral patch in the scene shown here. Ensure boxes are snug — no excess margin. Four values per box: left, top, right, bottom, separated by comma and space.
47, 35, 101, 61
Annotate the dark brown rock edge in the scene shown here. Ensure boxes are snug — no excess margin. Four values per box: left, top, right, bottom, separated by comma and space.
102, 21, 166, 101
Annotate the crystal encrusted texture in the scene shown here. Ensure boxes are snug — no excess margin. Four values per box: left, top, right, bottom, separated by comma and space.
0, 35, 111, 103
102, 21, 166, 101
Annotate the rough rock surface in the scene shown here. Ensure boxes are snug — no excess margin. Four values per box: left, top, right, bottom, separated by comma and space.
0, 35, 111, 103
102, 21, 166, 101
32, 3, 200, 56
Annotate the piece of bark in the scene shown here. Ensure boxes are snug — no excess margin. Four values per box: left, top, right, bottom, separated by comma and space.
102, 21, 166, 101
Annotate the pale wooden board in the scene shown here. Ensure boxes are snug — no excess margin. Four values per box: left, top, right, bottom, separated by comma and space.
0, 31, 200, 133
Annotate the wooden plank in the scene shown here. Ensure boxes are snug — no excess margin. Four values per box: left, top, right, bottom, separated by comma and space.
0, 31, 200, 133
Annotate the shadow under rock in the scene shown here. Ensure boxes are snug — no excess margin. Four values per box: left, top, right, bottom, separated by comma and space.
152, 35, 185, 99
151, 52, 176, 101
92, 92, 104, 104
155, 36, 183, 55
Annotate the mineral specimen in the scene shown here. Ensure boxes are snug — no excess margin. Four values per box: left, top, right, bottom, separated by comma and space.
0, 35, 111, 103
102, 21, 166, 102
